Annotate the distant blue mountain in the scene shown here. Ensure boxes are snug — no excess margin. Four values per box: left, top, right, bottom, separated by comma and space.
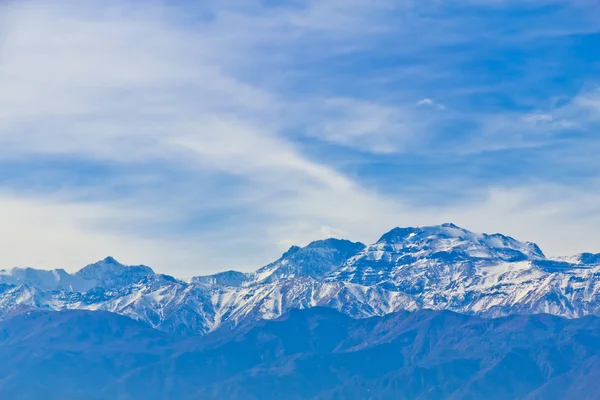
1, 308, 600, 399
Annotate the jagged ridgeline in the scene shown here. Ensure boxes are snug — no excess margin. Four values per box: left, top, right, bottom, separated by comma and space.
1, 224, 599, 335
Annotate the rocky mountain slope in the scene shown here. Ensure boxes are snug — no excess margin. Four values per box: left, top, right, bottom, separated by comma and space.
1, 224, 600, 335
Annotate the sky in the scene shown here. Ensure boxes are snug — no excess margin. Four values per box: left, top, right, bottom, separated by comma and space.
0, 0, 599, 276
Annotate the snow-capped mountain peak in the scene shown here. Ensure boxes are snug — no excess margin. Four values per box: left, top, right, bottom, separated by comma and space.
374, 223, 544, 261
252, 238, 366, 284
74, 257, 155, 289
326, 224, 547, 287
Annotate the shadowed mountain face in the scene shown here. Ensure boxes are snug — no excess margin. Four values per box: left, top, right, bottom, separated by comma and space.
2, 224, 600, 336
1, 308, 600, 400
0, 310, 171, 400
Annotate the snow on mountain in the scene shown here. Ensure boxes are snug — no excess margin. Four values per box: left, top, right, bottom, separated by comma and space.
251, 238, 366, 284
363, 222, 543, 264
208, 278, 417, 329
328, 223, 543, 286
191, 270, 250, 287
75, 256, 155, 289
0, 267, 94, 291
553, 252, 600, 265
327, 224, 600, 318
2, 224, 600, 335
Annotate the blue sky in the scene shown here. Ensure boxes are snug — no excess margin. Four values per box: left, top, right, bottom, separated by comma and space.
0, 0, 599, 275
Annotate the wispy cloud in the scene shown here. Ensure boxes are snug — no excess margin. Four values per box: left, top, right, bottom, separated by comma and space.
417, 98, 445, 110
0, 0, 408, 273
0, 0, 599, 274
304, 98, 422, 153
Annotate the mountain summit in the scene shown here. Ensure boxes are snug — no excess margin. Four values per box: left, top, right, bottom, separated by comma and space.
376, 223, 544, 260
252, 238, 366, 283
329, 223, 545, 286
75, 257, 154, 289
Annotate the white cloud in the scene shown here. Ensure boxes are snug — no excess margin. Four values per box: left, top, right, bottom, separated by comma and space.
417, 98, 445, 110
436, 87, 600, 155
569, 88, 600, 120
0, 193, 162, 271
3, 180, 600, 275
0, 0, 411, 273
0, 0, 599, 276
306, 98, 424, 153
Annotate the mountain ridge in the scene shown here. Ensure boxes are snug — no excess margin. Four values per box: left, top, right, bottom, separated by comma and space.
1, 224, 600, 336
2, 307, 600, 399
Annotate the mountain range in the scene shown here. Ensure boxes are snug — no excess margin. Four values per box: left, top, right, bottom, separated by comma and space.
2, 223, 600, 336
